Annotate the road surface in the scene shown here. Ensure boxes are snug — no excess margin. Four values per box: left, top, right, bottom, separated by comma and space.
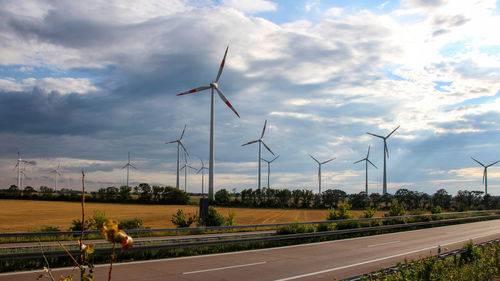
1, 220, 499, 281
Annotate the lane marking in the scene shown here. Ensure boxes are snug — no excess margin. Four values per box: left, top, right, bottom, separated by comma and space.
183, 261, 266, 275
274, 234, 498, 281
368, 240, 400, 248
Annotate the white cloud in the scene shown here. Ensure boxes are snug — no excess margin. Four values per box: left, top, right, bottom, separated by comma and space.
0, 78, 98, 94
325, 7, 343, 17
222, 0, 277, 13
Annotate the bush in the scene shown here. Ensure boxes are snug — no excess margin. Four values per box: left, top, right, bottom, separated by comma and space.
39, 225, 61, 232
225, 211, 236, 226
69, 218, 92, 231
276, 222, 314, 235
361, 207, 377, 218
205, 206, 225, 227
89, 210, 108, 230
315, 223, 336, 232
431, 205, 443, 214
214, 189, 231, 206
119, 218, 143, 229
171, 209, 198, 228
327, 202, 353, 220
387, 200, 406, 217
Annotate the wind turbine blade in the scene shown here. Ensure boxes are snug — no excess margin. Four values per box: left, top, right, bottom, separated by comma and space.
386, 125, 400, 138
353, 159, 364, 164
260, 157, 269, 163
179, 142, 189, 156
215, 46, 229, 83
367, 145, 371, 158
486, 160, 500, 167
177, 86, 210, 96
309, 154, 320, 164
270, 155, 279, 163
130, 164, 138, 170
367, 159, 378, 169
366, 132, 384, 138
261, 141, 275, 156
180, 124, 187, 140
242, 140, 259, 146
214, 87, 240, 118
384, 142, 389, 159
471, 157, 485, 167
188, 165, 197, 170
321, 158, 335, 164
121, 164, 128, 170
483, 168, 486, 184
166, 139, 178, 144
261, 120, 267, 139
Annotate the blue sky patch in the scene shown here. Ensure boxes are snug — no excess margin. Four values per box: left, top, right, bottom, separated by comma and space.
434, 81, 452, 92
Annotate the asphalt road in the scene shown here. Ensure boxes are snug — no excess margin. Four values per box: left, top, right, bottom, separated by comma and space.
2, 220, 499, 281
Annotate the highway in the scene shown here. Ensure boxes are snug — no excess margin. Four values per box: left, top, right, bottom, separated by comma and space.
2, 220, 499, 281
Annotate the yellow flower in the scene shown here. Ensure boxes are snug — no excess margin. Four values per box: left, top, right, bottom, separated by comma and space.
100, 219, 133, 250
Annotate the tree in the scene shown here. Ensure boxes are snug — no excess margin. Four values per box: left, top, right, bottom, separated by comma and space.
322, 189, 347, 208
7, 185, 19, 193
327, 202, 353, 220
291, 190, 302, 208
276, 189, 291, 208
204, 206, 225, 226
387, 199, 406, 217
369, 192, 382, 208
152, 185, 164, 202
171, 209, 197, 228
105, 186, 119, 201
241, 188, 254, 207
161, 186, 189, 204
39, 186, 54, 198
395, 188, 415, 209
301, 190, 314, 208
137, 183, 152, 202
214, 189, 231, 206
23, 186, 35, 195
118, 185, 132, 201
349, 192, 369, 209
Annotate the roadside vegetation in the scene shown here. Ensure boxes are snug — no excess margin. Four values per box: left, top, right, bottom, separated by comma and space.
361, 241, 500, 280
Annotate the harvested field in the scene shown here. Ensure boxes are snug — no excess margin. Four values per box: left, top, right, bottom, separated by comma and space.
0, 199, 386, 233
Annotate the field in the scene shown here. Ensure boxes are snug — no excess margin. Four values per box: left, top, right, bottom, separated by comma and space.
0, 199, 386, 233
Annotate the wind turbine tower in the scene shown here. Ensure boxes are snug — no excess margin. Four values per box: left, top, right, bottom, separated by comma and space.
166, 125, 188, 189
121, 152, 137, 187
197, 158, 209, 197
471, 157, 500, 195
261, 155, 279, 188
49, 163, 63, 192
309, 154, 335, 194
366, 125, 400, 195
14, 151, 29, 189
354, 146, 377, 194
242, 120, 275, 189
177, 46, 240, 200
180, 151, 197, 192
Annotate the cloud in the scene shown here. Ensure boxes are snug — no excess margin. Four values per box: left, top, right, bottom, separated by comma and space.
222, 0, 277, 13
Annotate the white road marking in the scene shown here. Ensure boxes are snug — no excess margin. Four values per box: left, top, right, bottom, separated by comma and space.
183, 261, 266, 274
368, 240, 400, 247
273, 234, 497, 281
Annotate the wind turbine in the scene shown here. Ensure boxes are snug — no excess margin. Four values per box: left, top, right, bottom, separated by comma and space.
309, 154, 335, 194
261, 155, 279, 188
197, 158, 209, 197
366, 125, 400, 195
165, 124, 188, 189
177, 46, 240, 200
121, 152, 137, 187
49, 163, 63, 192
14, 151, 29, 189
242, 120, 275, 189
354, 146, 377, 194
180, 152, 197, 192
20, 166, 27, 189
471, 157, 500, 195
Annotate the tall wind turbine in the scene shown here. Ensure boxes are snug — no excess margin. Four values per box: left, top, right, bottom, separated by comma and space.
471, 157, 500, 195
14, 151, 29, 189
180, 152, 197, 192
49, 163, 63, 191
309, 154, 335, 194
354, 146, 377, 194
165, 125, 188, 189
121, 152, 137, 187
177, 46, 240, 200
242, 120, 275, 189
197, 158, 209, 197
366, 125, 400, 195
261, 155, 279, 188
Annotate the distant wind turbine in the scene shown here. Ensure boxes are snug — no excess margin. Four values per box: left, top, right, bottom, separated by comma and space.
197, 158, 209, 197
180, 152, 197, 192
121, 152, 137, 187
366, 125, 400, 195
177, 46, 240, 200
166, 124, 188, 189
242, 120, 275, 189
309, 154, 335, 194
354, 146, 377, 194
49, 163, 63, 192
261, 155, 279, 188
20, 167, 27, 189
14, 151, 29, 189
471, 157, 500, 195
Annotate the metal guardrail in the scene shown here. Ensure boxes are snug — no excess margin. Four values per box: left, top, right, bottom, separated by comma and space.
1, 210, 498, 238
1, 213, 499, 261
343, 238, 500, 281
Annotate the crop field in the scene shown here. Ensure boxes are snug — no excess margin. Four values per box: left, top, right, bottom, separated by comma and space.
0, 199, 386, 233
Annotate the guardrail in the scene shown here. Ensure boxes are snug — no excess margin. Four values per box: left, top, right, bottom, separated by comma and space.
1, 210, 498, 238
1, 213, 499, 261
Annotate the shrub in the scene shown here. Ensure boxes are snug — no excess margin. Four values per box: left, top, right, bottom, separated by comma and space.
69, 218, 92, 231
431, 205, 443, 214
225, 211, 236, 226
316, 223, 336, 232
327, 202, 353, 220
276, 222, 314, 235
205, 206, 225, 227
171, 209, 198, 228
118, 218, 143, 229
89, 210, 108, 230
39, 225, 61, 232
361, 207, 377, 218
214, 189, 231, 206
387, 200, 406, 217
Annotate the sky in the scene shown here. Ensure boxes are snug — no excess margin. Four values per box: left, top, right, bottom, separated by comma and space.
0, 0, 499, 195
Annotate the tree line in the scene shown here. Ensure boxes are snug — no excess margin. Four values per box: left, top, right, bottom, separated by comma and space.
0, 183, 190, 205
213, 187, 500, 211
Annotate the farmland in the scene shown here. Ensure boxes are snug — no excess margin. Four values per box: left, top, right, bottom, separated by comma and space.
0, 199, 386, 232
